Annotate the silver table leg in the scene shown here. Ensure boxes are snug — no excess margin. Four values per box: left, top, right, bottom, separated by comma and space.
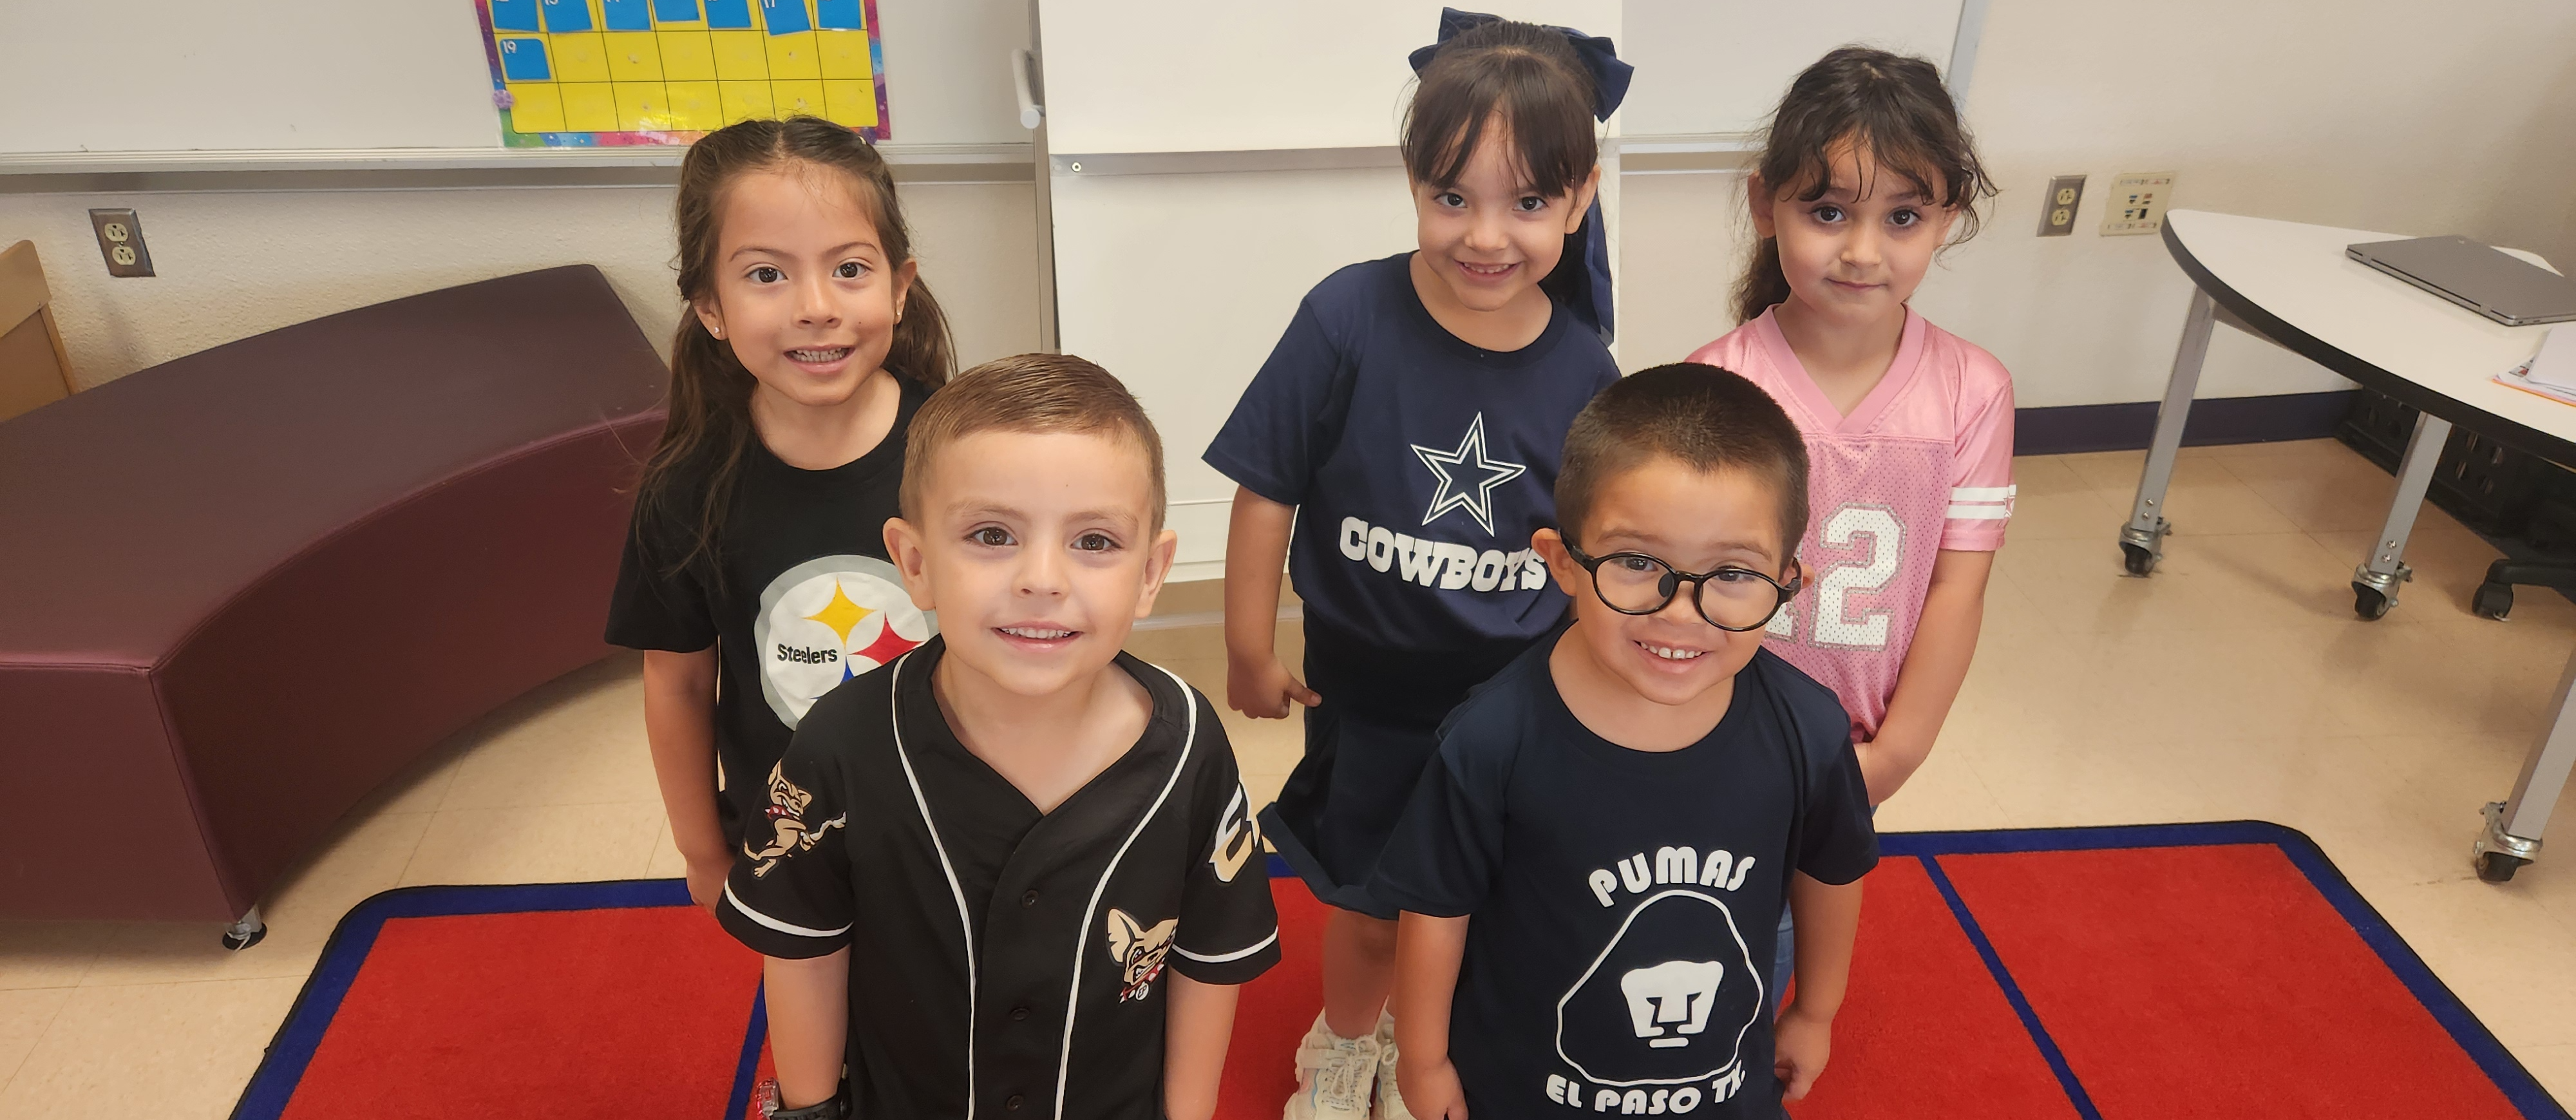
222, 905, 266, 951
2347, 410, 2451, 620
2477, 644, 2576, 881
2121, 289, 2217, 575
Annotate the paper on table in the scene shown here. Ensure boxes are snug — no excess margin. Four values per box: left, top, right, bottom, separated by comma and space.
2519, 327, 2576, 392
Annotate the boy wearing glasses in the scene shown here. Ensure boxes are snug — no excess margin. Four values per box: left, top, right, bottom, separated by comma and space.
1372, 365, 1878, 1119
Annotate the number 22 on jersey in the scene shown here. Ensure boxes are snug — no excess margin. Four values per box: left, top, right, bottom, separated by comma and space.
1767, 506, 1903, 650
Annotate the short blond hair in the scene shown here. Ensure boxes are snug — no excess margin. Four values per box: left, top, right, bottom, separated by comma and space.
900, 353, 1167, 527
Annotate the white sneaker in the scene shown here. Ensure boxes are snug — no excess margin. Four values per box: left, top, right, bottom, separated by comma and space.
1283, 1012, 1379, 1120
1373, 1010, 1417, 1120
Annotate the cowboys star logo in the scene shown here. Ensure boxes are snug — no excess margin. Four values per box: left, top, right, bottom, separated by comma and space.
1412, 413, 1526, 535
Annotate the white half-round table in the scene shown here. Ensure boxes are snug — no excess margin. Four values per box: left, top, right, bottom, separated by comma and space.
2125, 208, 2570, 882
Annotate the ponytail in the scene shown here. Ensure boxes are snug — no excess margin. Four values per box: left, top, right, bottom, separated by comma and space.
1734, 236, 1792, 327
641, 115, 955, 578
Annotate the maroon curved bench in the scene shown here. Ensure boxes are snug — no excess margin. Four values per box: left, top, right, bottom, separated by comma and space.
0, 266, 665, 939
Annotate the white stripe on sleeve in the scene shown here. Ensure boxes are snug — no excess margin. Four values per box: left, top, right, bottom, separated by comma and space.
723, 883, 853, 939
1950, 486, 2016, 502
1945, 505, 2013, 520
1175, 928, 1280, 965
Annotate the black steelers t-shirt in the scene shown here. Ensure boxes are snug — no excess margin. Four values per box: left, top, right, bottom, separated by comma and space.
717, 638, 1282, 1120
605, 379, 934, 846
1372, 641, 1877, 1120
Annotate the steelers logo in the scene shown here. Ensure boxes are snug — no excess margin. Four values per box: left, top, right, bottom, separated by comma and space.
753, 555, 936, 727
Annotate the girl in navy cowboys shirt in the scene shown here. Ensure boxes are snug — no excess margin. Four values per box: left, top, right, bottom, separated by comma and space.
1204, 13, 1629, 1120
608, 119, 949, 915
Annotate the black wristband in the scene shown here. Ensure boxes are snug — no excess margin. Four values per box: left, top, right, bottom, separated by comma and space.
764, 1083, 848, 1120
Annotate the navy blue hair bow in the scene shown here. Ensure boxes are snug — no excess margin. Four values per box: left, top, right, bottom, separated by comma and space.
1410, 8, 1630, 344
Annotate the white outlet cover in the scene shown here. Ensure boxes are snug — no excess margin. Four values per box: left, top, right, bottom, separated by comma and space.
2100, 171, 2176, 236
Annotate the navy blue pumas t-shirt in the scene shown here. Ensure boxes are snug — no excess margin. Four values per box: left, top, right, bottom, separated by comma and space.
1204, 253, 1621, 721
1372, 642, 1879, 1120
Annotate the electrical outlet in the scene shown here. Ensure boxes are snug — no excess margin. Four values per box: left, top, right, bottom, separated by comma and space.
2036, 174, 2085, 236
2099, 172, 2176, 236
88, 209, 155, 277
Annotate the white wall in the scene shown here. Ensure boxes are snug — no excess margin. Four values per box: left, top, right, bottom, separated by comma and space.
1617, 0, 2576, 405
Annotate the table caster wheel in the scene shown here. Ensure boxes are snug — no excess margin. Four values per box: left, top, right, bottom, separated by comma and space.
2121, 542, 2157, 576
2472, 581, 2515, 621
222, 909, 266, 951
2477, 850, 2529, 883
2352, 583, 2392, 620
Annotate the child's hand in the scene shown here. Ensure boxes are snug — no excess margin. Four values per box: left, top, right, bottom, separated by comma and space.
1226, 654, 1320, 719
1773, 1003, 1834, 1100
684, 852, 730, 913
1396, 1053, 1469, 1120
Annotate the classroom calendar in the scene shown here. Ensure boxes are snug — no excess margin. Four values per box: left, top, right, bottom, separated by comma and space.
476, 0, 887, 144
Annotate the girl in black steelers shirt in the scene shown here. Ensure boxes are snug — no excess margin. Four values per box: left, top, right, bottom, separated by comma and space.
608, 117, 952, 915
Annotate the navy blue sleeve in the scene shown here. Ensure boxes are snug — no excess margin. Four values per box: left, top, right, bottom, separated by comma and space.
1369, 718, 1515, 918
1202, 296, 1354, 508
1779, 665, 1877, 886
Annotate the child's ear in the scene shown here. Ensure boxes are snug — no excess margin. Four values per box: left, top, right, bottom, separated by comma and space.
891, 258, 919, 322
1563, 165, 1604, 234
691, 294, 727, 341
1747, 173, 1779, 240
1533, 528, 1584, 605
884, 515, 936, 612
1131, 526, 1180, 620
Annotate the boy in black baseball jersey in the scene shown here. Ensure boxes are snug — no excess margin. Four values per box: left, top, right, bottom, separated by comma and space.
1375, 365, 1878, 1119
718, 355, 1281, 1120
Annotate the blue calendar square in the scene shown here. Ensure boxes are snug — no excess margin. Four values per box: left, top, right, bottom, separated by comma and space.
603, 0, 651, 30
653, 0, 700, 21
539, 0, 592, 33
703, 0, 751, 28
814, 0, 859, 30
489, 0, 542, 32
498, 37, 553, 81
760, 0, 810, 35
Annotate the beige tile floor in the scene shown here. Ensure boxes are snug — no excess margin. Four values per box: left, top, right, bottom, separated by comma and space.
6, 437, 2576, 1115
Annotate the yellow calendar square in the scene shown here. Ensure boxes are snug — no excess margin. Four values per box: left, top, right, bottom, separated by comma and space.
666, 81, 723, 130
765, 32, 820, 80
822, 80, 875, 128
817, 30, 869, 80
614, 81, 676, 131
547, 32, 611, 83
560, 82, 620, 131
711, 30, 769, 80
719, 79, 776, 122
658, 31, 715, 81
769, 79, 825, 118
603, 32, 663, 82
506, 82, 567, 133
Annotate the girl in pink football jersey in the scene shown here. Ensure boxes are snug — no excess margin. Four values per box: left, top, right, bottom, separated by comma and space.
1687, 46, 2007, 994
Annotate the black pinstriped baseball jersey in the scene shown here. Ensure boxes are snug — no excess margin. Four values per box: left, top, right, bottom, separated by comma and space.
717, 638, 1280, 1120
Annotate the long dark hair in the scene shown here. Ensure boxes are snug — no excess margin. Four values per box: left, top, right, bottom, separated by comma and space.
1734, 47, 1993, 325
1403, 17, 1600, 311
641, 116, 955, 578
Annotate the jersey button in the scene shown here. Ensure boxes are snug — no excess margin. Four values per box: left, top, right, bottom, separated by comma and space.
1010, 1005, 1031, 1021
1021, 889, 1039, 907
1007, 1094, 1026, 1110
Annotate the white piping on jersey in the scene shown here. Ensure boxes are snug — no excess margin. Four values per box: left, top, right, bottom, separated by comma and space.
1950, 485, 2015, 502
723, 882, 853, 940
1053, 663, 1198, 1120
886, 652, 980, 1120
1944, 504, 2012, 520
1174, 927, 1278, 965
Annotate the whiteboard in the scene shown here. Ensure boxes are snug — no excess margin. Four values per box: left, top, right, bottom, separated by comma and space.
1036, 0, 1620, 155
0, 0, 1032, 154
1621, 0, 1967, 137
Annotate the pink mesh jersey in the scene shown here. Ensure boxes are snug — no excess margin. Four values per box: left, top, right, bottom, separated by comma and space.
1687, 307, 2014, 744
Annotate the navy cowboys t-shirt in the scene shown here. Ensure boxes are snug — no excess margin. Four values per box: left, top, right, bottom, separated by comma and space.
1372, 641, 1878, 1119
1204, 253, 1620, 723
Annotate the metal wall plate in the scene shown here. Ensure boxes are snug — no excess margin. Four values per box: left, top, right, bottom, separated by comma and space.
88, 208, 153, 276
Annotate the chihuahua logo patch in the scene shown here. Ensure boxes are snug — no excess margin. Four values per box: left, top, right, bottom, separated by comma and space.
753, 555, 936, 727
1105, 908, 1179, 1002
743, 763, 846, 878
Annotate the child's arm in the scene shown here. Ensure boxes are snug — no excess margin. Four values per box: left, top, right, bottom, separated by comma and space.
1161, 974, 1242, 1120
1775, 872, 1863, 1101
766, 948, 851, 1110
1393, 912, 1471, 1120
1223, 486, 1321, 719
642, 647, 730, 909
1857, 547, 1994, 803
